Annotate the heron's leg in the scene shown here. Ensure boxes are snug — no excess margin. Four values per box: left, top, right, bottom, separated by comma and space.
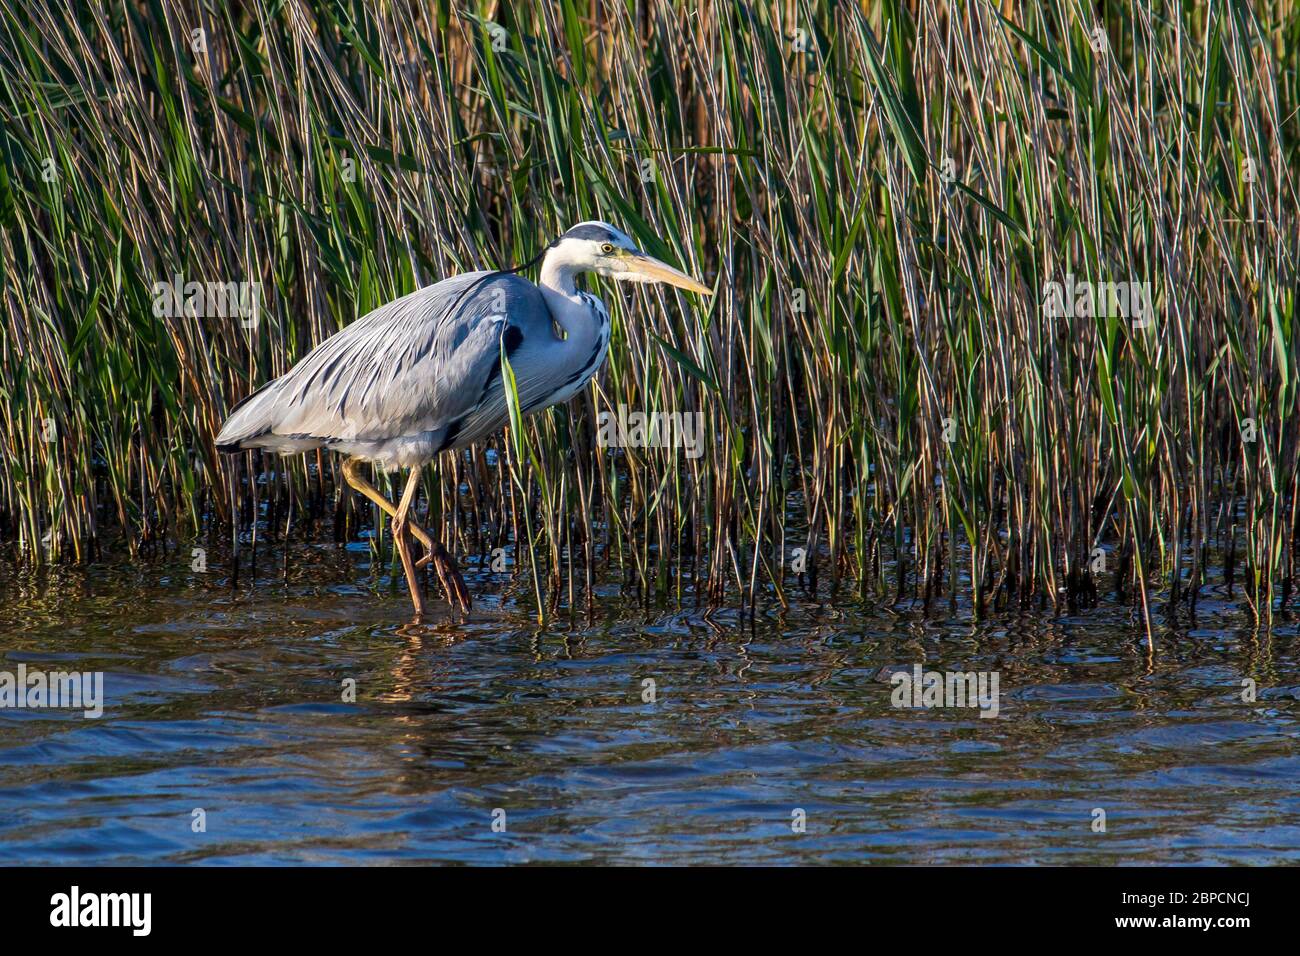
392, 464, 422, 531
392, 467, 427, 617
340, 458, 436, 552
341, 458, 469, 613
390, 468, 469, 614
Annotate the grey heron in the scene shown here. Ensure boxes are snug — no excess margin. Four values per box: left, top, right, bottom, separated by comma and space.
215, 221, 711, 617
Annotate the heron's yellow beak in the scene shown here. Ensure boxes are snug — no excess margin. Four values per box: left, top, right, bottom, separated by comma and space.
624, 252, 713, 295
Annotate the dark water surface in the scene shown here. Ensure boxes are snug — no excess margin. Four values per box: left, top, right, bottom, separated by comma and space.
1, 544, 1298, 865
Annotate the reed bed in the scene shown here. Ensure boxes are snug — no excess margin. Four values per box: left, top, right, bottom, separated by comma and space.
1, 0, 1297, 627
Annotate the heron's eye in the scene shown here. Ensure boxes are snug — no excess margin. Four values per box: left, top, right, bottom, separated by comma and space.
600, 243, 615, 255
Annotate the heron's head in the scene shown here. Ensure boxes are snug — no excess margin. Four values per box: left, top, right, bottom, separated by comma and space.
548, 221, 712, 295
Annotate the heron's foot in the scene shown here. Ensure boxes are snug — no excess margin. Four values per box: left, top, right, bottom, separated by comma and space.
429, 542, 472, 614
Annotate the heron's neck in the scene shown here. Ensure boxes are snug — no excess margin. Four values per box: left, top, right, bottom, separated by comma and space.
538, 253, 581, 300
538, 255, 600, 341
536, 254, 609, 391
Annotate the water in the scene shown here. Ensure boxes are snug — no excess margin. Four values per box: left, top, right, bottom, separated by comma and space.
1, 544, 1298, 865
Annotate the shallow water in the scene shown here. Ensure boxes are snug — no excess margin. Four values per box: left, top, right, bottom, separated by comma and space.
1, 543, 1298, 865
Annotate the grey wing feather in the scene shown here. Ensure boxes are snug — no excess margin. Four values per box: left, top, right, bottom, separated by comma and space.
216, 272, 552, 453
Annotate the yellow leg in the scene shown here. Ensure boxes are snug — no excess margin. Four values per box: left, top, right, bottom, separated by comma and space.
392, 467, 427, 617
340, 457, 435, 552
393, 465, 422, 528
340, 457, 469, 614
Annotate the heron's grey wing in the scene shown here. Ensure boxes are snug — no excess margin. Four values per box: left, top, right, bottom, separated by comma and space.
216, 271, 553, 451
